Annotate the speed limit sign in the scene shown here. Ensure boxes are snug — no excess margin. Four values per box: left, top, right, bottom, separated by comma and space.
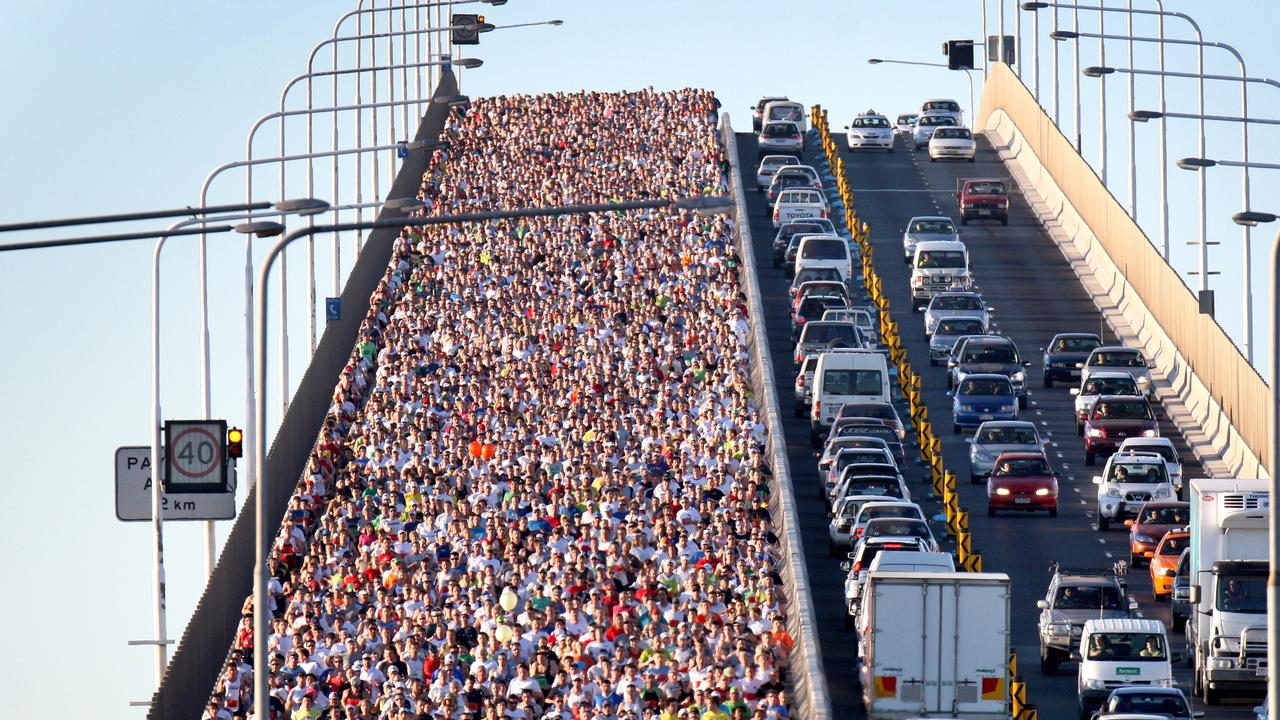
163, 420, 229, 494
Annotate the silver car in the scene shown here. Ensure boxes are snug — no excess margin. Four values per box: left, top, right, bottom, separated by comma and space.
895, 113, 918, 135
844, 111, 894, 152
758, 121, 803, 157
755, 154, 799, 192
1080, 346, 1155, 398
923, 291, 988, 336
929, 316, 988, 365
902, 215, 959, 263
912, 112, 957, 149
968, 420, 1044, 483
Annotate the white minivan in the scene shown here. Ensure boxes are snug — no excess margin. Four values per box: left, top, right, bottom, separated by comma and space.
1076, 618, 1177, 719
810, 349, 891, 446
911, 240, 972, 311
795, 235, 853, 285
763, 99, 807, 135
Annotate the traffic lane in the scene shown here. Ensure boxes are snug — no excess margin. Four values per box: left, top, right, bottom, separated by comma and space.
859, 135, 1253, 716
735, 132, 866, 718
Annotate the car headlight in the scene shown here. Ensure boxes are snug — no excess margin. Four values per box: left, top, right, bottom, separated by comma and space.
911, 276, 924, 286
995, 487, 1011, 496
1153, 487, 1172, 499
1035, 488, 1052, 496
1211, 657, 1237, 669
1142, 429, 1158, 437
1047, 623, 1071, 636
1137, 375, 1151, 385
1133, 533, 1156, 544
971, 450, 994, 462
1010, 371, 1026, 383
1086, 428, 1104, 438
960, 404, 975, 412
1103, 487, 1122, 498
1083, 678, 1108, 690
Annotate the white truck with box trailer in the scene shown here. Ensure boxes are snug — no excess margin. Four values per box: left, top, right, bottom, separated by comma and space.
856, 571, 1011, 719
1186, 477, 1269, 705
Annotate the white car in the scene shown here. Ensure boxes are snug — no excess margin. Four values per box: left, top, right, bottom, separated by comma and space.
912, 112, 957, 149
928, 126, 976, 162
1093, 453, 1176, 531
894, 113, 918, 135
755, 154, 799, 192
918, 98, 964, 126
822, 307, 878, 347
757, 121, 804, 157
828, 494, 893, 555
772, 188, 828, 228
1116, 437, 1183, 497
844, 111, 894, 152
902, 215, 958, 263
849, 501, 927, 548
1080, 346, 1155, 399
923, 291, 988, 336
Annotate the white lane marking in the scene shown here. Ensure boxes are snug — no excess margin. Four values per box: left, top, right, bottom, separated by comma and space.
1063, 463, 1071, 469
1072, 487, 1081, 493
1098, 538, 1107, 544
1105, 552, 1113, 558
1051, 442, 1059, 448
1056, 452, 1064, 458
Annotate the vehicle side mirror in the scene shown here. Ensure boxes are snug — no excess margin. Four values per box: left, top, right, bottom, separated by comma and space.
839, 561, 851, 572
1162, 569, 1176, 578
1129, 599, 1139, 611
1189, 585, 1201, 604
987, 307, 996, 312
1092, 476, 1103, 485
965, 437, 975, 443
1148, 360, 1157, 369
1023, 361, 1032, 367
1191, 711, 1204, 719
1144, 551, 1154, 559
1070, 651, 1082, 662
1124, 519, 1134, 527
1036, 600, 1049, 610
1069, 388, 1080, 396
1075, 362, 1085, 369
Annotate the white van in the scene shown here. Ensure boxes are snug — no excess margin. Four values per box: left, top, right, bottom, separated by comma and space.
1076, 618, 1177, 719
763, 99, 807, 135
811, 349, 891, 445
795, 235, 853, 285
910, 240, 972, 311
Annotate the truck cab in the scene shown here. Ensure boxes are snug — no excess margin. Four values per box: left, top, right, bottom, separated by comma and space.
1187, 478, 1270, 705
910, 240, 972, 311
1076, 618, 1176, 720
956, 178, 1010, 226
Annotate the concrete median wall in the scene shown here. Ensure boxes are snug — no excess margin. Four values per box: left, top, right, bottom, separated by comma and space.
977, 63, 1268, 479
720, 114, 834, 720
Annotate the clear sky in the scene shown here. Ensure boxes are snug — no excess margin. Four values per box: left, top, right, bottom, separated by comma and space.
1, 1, 1277, 716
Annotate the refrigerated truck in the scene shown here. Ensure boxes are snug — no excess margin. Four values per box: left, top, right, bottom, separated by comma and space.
856, 571, 1011, 719
1187, 477, 1270, 705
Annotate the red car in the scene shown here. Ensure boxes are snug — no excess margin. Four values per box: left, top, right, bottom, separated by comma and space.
1124, 500, 1189, 566
986, 452, 1059, 517
1083, 395, 1159, 466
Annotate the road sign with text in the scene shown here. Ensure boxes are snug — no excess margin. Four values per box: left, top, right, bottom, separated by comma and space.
114, 446, 237, 522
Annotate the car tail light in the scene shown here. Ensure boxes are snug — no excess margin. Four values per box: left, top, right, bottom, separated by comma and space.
813, 399, 821, 417
794, 134, 803, 141
821, 209, 828, 218
852, 561, 862, 573
854, 527, 864, 538
772, 208, 779, 222
796, 315, 806, 324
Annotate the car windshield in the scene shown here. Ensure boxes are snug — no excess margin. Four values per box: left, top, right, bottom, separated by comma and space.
1082, 377, 1138, 395
1056, 584, 1126, 610
844, 479, 904, 498
768, 105, 802, 121
1094, 401, 1153, 421
1086, 632, 1167, 662
1105, 692, 1189, 717
794, 268, 842, 285
968, 182, 1006, 195
977, 426, 1039, 445
801, 324, 859, 345
761, 157, 797, 171
1126, 445, 1176, 463
1218, 575, 1266, 613
962, 344, 1017, 364
959, 378, 1013, 396
853, 117, 890, 128
897, 115, 917, 125
1140, 506, 1188, 526
780, 190, 822, 204
992, 456, 1051, 476
938, 319, 985, 335
931, 295, 982, 311
861, 506, 919, 522
925, 101, 960, 112
800, 239, 847, 259
822, 369, 883, 396
1158, 534, 1188, 556
917, 250, 966, 268
1107, 461, 1166, 484
840, 403, 894, 420
837, 451, 888, 468
764, 123, 799, 137
780, 222, 823, 239
1053, 336, 1101, 353
920, 115, 955, 126
1092, 351, 1147, 367
777, 175, 812, 189
865, 519, 930, 540
798, 297, 847, 316
911, 219, 955, 234
934, 128, 972, 140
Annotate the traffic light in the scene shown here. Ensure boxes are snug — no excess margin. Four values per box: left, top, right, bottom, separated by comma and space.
452, 13, 482, 45
944, 40, 975, 70
227, 427, 244, 459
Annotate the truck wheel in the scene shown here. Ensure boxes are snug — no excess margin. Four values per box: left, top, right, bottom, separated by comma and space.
1098, 515, 1110, 531
1040, 648, 1060, 675
1202, 676, 1220, 706
1085, 450, 1096, 466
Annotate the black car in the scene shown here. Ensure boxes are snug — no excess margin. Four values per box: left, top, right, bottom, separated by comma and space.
772, 220, 836, 268
1042, 332, 1102, 388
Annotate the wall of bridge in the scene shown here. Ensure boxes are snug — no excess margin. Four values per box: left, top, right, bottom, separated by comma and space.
977, 63, 1269, 479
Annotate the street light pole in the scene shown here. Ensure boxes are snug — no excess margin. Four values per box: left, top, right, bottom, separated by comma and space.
248, 194, 732, 720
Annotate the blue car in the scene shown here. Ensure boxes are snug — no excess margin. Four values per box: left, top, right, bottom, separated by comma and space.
951, 373, 1019, 433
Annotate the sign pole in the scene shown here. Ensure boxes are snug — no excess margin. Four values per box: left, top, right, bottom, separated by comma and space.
149, 248, 169, 689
